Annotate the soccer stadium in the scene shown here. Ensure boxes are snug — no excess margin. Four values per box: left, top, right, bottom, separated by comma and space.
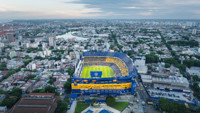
71, 51, 137, 96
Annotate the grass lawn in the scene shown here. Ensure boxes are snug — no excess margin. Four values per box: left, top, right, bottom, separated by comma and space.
109, 102, 130, 111
75, 101, 90, 113
81, 66, 115, 78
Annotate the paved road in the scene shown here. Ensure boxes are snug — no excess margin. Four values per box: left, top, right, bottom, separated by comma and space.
136, 78, 149, 102
67, 100, 77, 113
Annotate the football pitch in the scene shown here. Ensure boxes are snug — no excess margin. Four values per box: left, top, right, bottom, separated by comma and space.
81, 66, 115, 78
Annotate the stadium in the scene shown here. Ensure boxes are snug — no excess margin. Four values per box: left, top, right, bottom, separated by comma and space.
71, 51, 137, 96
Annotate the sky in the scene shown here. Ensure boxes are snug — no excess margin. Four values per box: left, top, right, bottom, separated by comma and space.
0, 0, 200, 19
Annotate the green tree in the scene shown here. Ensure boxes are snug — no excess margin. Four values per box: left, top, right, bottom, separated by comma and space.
11, 88, 22, 98
55, 100, 68, 113
117, 44, 123, 50
49, 76, 54, 85
193, 75, 199, 82
159, 98, 190, 113
67, 68, 75, 77
91, 99, 97, 106
0, 62, 7, 71
32, 86, 59, 95
110, 45, 114, 50
0, 88, 22, 108
183, 60, 200, 68
64, 79, 71, 90
106, 95, 115, 106
45, 86, 56, 93
1, 98, 17, 108
157, 51, 164, 55
145, 53, 159, 63
165, 63, 171, 68
29, 75, 36, 80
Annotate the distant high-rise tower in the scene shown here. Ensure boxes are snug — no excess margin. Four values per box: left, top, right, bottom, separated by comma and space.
42, 43, 47, 50
48, 36, 55, 46
192, 29, 197, 35
7, 33, 15, 43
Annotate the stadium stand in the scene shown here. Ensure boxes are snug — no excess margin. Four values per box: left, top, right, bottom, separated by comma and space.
83, 52, 136, 75
106, 57, 128, 76
71, 51, 137, 96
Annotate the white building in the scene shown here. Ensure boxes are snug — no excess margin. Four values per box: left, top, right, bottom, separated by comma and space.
43, 49, 51, 56
9, 51, 17, 58
24, 43, 30, 48
106, 42, 110, 51
0, 42, 4, 48
141, 74, 190, 91
49, 37, 55, 46
26, 63, 36, 70
134, 56, 148, 74
192, 29, 197, 35
186, 67, 200, 77
29, 42, 39, 48
42, 43, 47, 50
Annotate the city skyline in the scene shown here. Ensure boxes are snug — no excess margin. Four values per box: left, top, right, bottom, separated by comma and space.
0, 0, 200, 19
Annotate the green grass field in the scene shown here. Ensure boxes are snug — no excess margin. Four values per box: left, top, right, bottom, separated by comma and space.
81, 66, 115, 78
75, 101, 90, 113
109, 102, 130, 111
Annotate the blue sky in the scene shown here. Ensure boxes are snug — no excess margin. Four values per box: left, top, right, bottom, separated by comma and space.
0, 0, 200, 19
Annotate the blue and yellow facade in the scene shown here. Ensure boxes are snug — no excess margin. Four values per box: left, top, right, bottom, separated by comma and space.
71, 51, 138, 96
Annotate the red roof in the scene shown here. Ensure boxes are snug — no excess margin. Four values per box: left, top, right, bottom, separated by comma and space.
8, 93, 59, 113
0, 31, 7, 36
1, 71, 9, 75
29, 93, 55, 96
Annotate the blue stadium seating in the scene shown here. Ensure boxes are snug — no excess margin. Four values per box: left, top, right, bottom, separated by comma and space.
83, 51, 136, 75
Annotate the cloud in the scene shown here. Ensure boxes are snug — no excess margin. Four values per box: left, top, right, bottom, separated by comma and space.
69, 0, 200, 19
121, 7, 139, 9
0, 0, 200, 19
139, 12, 153, 16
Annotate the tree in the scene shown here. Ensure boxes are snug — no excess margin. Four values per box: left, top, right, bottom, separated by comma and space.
45, 86, 56, 93
171, 51, 176, 56
0, 88, 22, 108
49, 76, 54, 85
1, 98, 17, 108
110, 45, 114, 50
32, 89, 44, 93
159, 98, 190, 113
157, 51, 164, 55
29, 75, 36, 80
0, 62, 7, 71
193, 75, 199, 82
64, 79, 71, 90
97, 39, 104, 43
167, 40, 199, 47
4, 70, 17, 79
145, 53, 159, 63
117, 44, 123, 50
55, 100, 68, 113
67, 68, 75, 77
91, 99, 97, 106
193, 82, 200, 95
183, 60, 200, 68
32, 86, 58, 95
23, 60, 32, 66
196, 107, 200, 113
147, 65, 152, 70
165, 63, 171, 68
34, 56, 44, 60
106, 95, 115, 106
11, 88, 22, 98
24, 55, 31, 59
